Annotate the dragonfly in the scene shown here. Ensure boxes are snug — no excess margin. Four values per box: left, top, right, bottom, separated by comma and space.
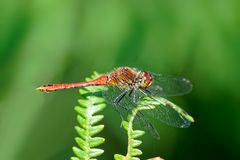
37, 67, 194, 139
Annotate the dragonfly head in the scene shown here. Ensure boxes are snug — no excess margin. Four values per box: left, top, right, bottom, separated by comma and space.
140, 71, 153, 88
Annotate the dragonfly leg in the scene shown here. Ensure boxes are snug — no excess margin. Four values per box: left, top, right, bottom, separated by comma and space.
113, 90, 128, 104
128, 89, 134, 97
139, 89, 148, 96
133, 88, 137, 103
128, 88, 137, 104
145, 89, 154, 96
141, 89, 162, 100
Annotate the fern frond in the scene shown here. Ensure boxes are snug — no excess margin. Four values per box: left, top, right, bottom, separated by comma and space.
114, 96, 193, 160
70, 72, 106, 160
114, 99, 157, 160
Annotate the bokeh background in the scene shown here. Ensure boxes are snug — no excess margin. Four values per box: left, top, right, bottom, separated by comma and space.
1, 0, 240, 160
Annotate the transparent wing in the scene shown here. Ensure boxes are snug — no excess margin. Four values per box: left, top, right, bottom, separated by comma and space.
148, 73, 193, 97
103, 86, 194, 138
103, 86, 131, 120
103, 86, 160, 139
139, 89, 194, 128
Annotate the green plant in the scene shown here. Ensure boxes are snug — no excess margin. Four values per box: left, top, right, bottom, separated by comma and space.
113, 96, 191, 160
70, 72, 149, 160
70, 72, 193, 160
70, 72, 106, 160
114, 98, 157, 160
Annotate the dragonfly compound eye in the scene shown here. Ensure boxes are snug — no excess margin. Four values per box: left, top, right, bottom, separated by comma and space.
140, 71, 153, 88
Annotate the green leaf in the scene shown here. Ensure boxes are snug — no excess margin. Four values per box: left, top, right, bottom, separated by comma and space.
114, 154, 126, 160
88, 125, 104, 136
89, 115, 104, 125
129, 148, 142, 156
77, 115, 87, 129
78, 99, 89, 108
122, 121, 129, 130
74, 106, 86, 119
87, 96, 106, 104
131, 139, 142, 147
72, 146, 86, 159
89, 148, 104, 157
88, 103, 106, 115
75, 137, 87, 150
131, 130, 145, 139
70, 157, 80, 160
79, 88, 88, 95
74, 126, 86, 139
89, 137, 105, 147
129, 157, 140, 160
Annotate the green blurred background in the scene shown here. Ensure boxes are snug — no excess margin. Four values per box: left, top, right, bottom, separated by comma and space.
0, 0, 240, 160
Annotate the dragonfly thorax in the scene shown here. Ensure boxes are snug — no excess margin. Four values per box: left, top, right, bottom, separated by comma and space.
106, 67, 153, 89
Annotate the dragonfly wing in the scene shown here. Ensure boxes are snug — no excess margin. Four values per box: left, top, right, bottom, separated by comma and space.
139, 90, 194, 128
102, 86, 133, 120
149, 73, 193, 97
103, 86, 160, 139
133, 109, 160, 139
